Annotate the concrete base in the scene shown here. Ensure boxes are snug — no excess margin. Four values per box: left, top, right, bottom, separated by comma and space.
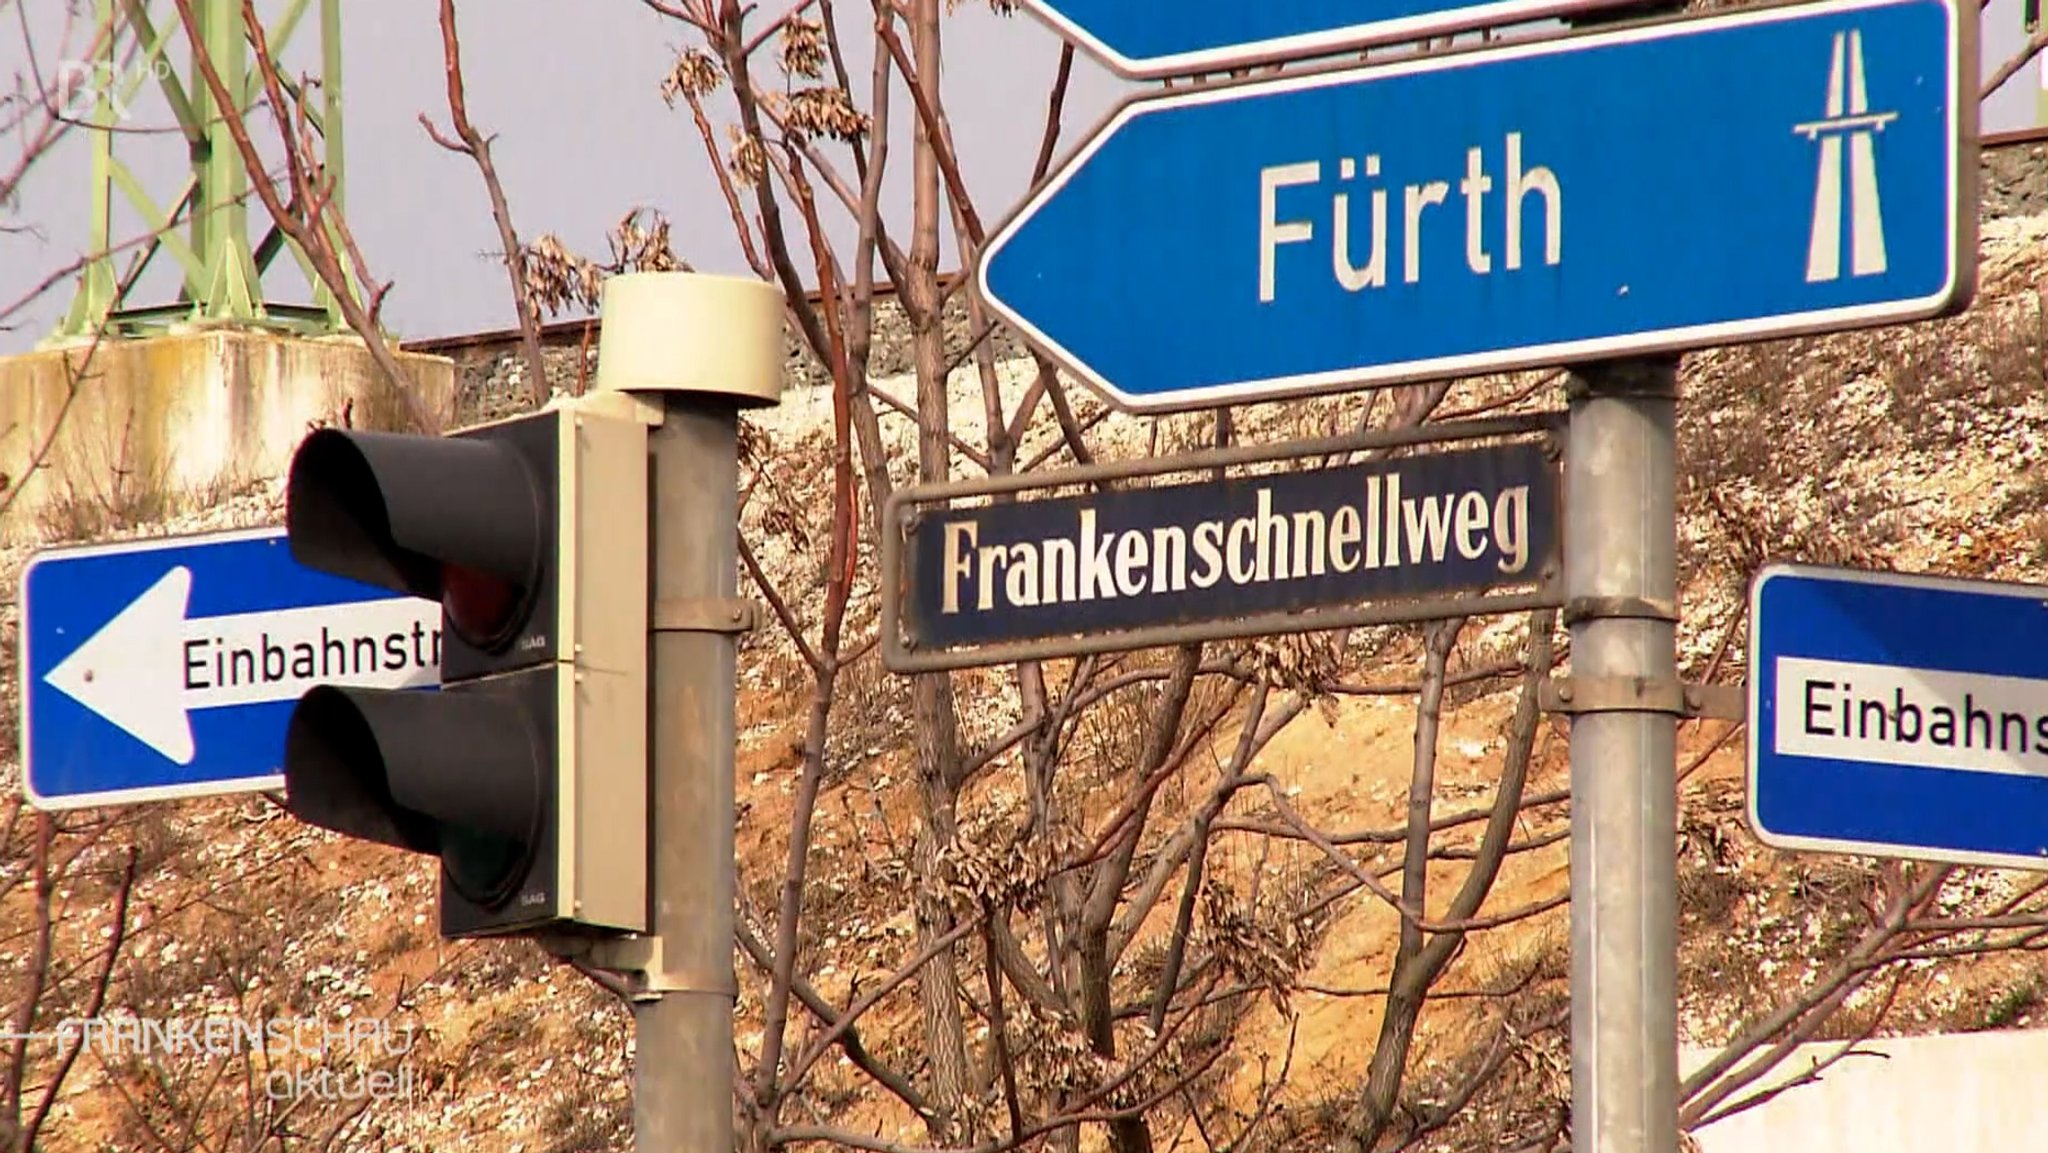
0, 329, 455, 547
1683, 1029, 2048, 1151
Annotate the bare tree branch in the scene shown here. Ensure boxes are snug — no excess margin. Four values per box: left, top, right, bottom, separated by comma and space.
1681, 864, 1951, 1126
421, 0, 551, 406
1984, 28, 2048, 100
21, 846, 138, 1149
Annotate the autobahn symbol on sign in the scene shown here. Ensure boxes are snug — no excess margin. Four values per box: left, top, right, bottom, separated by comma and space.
1748, 563, 2048, 872
977, 0, 1974, 413
19, 527, 442, 810
1011, 0, 1641, 79
1799, 29, 1897, 284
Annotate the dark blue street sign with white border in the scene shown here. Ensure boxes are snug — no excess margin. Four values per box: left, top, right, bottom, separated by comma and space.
979, 0, 1975, 413
908, 439, 1558, 649
1748, 563, 2048, 872
19, 527, 441, 810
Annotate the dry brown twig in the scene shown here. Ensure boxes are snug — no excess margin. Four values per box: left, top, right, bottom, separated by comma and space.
0, 3, 104, 208
418, 0, 551, 407
1984, 27, 2048, 99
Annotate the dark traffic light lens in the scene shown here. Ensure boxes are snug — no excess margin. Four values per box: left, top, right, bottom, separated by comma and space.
441, 824, 536, 911
436, 697, 548, 914
442, 561, 526, 650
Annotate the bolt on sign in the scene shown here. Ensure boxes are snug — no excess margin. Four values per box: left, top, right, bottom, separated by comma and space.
881, 416, 1565, 672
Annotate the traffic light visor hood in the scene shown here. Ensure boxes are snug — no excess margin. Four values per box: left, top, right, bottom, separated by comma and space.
287, 428, 546, 650
282, 685, 441, 856
285, 683, 550, 910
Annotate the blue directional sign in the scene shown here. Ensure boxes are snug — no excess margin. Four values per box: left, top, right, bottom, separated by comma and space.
1017, 0, 1637, 79
1749, 563, 2048, 872
19, 527, 442, 810
979, 0, 1974, 413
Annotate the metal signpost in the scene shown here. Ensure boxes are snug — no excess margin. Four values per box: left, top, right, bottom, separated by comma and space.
1748, 562, 2048, 870
1562, 354, 1681, 1153
979, 0, 1975, 414
1010, 0, 1641, 79
884, 416, 1564, 671
18, 527, 440, 810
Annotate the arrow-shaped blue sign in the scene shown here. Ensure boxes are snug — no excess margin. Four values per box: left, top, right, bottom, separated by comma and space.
1017, 0, 1638, 78
980, 0, 1974, 413
19, 527, 442, 810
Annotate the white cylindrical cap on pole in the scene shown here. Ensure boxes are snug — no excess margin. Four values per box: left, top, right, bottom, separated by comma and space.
594, 271, 786, 405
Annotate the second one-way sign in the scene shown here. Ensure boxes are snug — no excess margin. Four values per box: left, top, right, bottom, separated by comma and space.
979, 0, 1976, 412
1749, 563, 2048, 871
19, 527, 442, 810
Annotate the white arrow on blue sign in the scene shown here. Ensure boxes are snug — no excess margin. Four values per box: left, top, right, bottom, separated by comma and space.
1748, 563, 2048, 872
979, 0, 1975, 414
1015, 0, 1637, 79
18, 527, 441, 810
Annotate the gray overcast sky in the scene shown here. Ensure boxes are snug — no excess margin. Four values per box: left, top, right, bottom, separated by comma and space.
2, 0, 2043, 354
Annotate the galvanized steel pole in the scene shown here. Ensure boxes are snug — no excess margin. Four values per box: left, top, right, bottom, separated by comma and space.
1564, 354, 1680, 1153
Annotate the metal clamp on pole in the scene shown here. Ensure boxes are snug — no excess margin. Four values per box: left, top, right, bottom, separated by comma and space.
1543, 675, 1683, 717
1563, 595, 1678, 626
653, 597, 758, 634
588, 934, 740, 1001
536, 932, 737, 1001
1541, 676, 1748, 721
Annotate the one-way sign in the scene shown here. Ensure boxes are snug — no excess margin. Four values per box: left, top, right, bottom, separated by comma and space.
980, 0, 1975, 412
19, 527, 442, 810
1750, 563, 2048, 872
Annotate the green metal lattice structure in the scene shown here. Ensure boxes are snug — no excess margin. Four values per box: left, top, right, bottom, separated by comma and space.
50, 0, 354, 343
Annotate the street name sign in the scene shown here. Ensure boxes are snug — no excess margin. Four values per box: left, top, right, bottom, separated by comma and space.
884, 423, 1562, 671
19, 527, 442, 810
1014, 0, 1639, 79
979, 0, 1976, 413
1748, 563, 2048, 872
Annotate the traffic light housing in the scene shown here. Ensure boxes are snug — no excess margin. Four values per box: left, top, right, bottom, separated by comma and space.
279, 395, 654, 939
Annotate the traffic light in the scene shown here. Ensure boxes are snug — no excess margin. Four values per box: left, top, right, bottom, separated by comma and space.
279, 393, 655, 939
